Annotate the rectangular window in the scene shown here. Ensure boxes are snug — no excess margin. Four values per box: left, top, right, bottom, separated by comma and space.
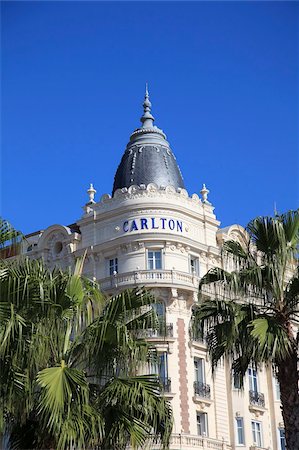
190, 255, 200, 276
158, 352, 168, 382
248, 367, 258, 392
236, 417, 245, 445
251, 421, 262, 447
150, 352, 168, 380
278, 428, 286, 450
233, 373, 241, 389
147, 250, 162, 270
194, 357, 205, 383
197, 412, 208, 436
273, 376, 280, 401
109, 257, 118, 275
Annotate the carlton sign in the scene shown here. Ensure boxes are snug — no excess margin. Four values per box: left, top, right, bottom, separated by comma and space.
123, 217, 183, 233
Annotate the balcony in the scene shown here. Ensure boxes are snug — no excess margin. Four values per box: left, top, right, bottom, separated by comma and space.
249, 390, 265, 408
160, 377, 172, 393
138, 323, 174, 339
194, 381, 211, 399
100, 269, 200, 291
136, 434, 232, 449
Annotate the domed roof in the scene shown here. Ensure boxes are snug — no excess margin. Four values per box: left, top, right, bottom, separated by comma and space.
112, 87, 185, 196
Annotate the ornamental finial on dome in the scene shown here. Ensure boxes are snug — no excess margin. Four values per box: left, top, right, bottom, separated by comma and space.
140, 83, 155, 128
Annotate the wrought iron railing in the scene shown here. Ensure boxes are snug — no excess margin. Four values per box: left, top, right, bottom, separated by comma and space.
249, 390, 265, 407
194, 381, 211, 399
161, 377, 171, 393
138, 323, 173, 338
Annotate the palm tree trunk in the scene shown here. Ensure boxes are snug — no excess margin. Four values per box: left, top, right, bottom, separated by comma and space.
277, 351, 299, 449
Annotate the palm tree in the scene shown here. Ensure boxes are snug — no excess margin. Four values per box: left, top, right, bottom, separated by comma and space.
0, 218, 23, 258
192, 210, 299, 449
0, 257, 172, 449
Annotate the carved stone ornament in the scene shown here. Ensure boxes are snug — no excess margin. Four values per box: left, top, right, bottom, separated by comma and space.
165, 185, 176, 194
47, 232, 67, 260
191, 193, 200, 203
128, 185, 139, 194
100, 193, 111, 203
147, 183, 158, 192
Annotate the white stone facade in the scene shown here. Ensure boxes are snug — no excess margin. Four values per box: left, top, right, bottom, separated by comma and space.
23, 183, 285, 450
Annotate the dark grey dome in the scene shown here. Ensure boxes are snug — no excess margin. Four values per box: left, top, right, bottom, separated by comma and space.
112, 88, 185, 195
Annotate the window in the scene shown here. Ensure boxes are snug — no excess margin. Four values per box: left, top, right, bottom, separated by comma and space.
233, 374, 241, 389
150, 352, 168, 381
236, 417, 245, 445
278, 428, 286, 450
194, 358, 205, 383
248, 367, 258, 392
153, 302, 165, 318
190, 255, 199, 276
197, 412, 208, 436
251, 421, 262, 447
273, 376, 280, 401
158, 352, 168, 383
109, 257, 118, 275
147, 250, 162, 270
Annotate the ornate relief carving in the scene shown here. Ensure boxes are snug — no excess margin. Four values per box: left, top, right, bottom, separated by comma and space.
165, 185, 176, 194
100, 193, 111, 202
191, 193, 200, 203
147, 183, 158, 192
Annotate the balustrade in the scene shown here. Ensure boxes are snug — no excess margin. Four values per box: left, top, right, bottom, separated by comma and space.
100, 269, 200, 291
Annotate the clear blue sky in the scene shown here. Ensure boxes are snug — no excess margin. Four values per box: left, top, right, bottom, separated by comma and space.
2, 1, 298, 235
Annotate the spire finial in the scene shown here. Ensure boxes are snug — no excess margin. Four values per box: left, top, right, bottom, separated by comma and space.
140, 83, 155, 128
87, 183, 96, 204
200, 183, 211, 204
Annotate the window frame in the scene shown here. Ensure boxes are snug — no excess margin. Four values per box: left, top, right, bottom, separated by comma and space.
248, 367, 259, 393
251, 420, 262, 448
196, 412, 208, 437
235, 417, 245, 445
194, 357, 205, 384
109, 257, 118, 276
189, 254, 200, 276
278, 428, 286, 450
147, 249, 163, 270
273, 375, 281, 401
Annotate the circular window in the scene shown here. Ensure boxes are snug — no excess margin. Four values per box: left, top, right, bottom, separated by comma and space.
54, 241, 63, 255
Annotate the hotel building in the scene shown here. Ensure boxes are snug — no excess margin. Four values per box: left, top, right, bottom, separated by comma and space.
21, 90, 285, 450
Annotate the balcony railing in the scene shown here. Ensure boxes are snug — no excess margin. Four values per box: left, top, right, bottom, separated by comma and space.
249, 390, 265, 408
160, 377, 171, 393
131, 433, 232, 449
100, 269, 201, 291
194, 381, 211, 399
138, 323, 173, 339
192, 333, 207, 344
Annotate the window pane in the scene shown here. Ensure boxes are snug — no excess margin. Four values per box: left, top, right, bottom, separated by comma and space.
159, 352, 168, 381
197, 413, 208, 436
279, 429, 286, 450
109, 258, 118, 275
236, 418, 245, 445
252, 421, 262, 447
249, 367, 258, 392
194, 358, 204, 383
147, 250, 162, 269
154, 251, 162, 269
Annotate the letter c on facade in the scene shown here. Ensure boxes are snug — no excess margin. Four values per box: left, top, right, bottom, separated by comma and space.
123, 221, 129, 232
